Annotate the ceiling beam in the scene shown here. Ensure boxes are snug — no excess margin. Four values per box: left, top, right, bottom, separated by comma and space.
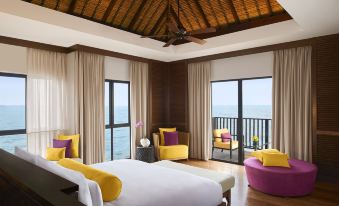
67, 0, 76, 13
217, 0, 229, 24
128, 0, 148, 30
91, 0, 102, 19
185, 0, 203, 28
134, 0, 154, 32
140, 1, 164, 34
170, 5, 184, 29
194, 0, 210, 28
110, 0, 125, 24
148, 7, 168, 36
241, 0, 250, 20
54, 0, 61, 10
102, 0, 117, 22
206, 0, 220, 27
266, 0, 273, 15
120, 0, 135, 26
175, 0, 194, 31
254, 0, 262, 17
40, 0, 45, 6
228, 0, 240, 23
80, 0, 89, 15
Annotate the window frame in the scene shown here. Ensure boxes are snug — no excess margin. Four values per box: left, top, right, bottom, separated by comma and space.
0, 72, 27, 137
105, 80, 131, 161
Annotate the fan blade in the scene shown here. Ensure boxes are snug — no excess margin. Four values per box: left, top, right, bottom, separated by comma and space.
163, 38, 177, 47
184, 36, 206, 45
189, 27, 216, 35
167, 22, 179, 33
141, 35, 169, 38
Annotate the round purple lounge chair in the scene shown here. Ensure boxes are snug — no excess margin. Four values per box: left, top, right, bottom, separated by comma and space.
244, 157, 317, 197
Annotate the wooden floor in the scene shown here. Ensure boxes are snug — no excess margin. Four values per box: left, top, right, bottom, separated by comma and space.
179, 159, 339, 206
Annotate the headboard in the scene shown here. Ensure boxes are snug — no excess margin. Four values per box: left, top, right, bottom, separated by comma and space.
0, 149, 85, 206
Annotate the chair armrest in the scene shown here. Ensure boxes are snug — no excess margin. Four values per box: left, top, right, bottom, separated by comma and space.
178, 132, 190, 148
153, 133, 160, 160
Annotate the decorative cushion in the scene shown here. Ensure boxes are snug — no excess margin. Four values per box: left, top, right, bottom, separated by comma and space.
251, 149, 281, 162
215, 137, 222, 142
58, 158, 122, 202
213, 128, 229, 138
53, 139, 72, 158
159, 128, 176, 146
163, 131, 179, 146
221, 132, 231, 142
46, 147, 66, 161
58, 134, 80, 158
262, 152, 290, 168
159, 145, 188, 160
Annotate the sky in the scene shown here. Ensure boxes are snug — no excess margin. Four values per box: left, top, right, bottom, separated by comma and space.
105, 82, 129, 107
0, 76, 25, 105
212, 78, 272, 106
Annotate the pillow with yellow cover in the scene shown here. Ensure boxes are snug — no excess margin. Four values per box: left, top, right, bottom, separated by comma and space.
46, 147, 65, 161
250, 149, 280, 162
58, 158, 122, 202
58, 134, 80, 158
262, 152, 290, 168
159, 128, 176, 146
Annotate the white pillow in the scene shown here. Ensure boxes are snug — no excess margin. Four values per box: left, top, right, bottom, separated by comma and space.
35, 156, 93, 206
87, 179, 103, 206
14, 147, 37, 165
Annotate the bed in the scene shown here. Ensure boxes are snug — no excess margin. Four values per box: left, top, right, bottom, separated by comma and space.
11, 148, 234, 206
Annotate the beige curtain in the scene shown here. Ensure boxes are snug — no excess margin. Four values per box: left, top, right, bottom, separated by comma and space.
130, 61, 149, 159
70, 51, 105, 164
272, 46, 312, 162
188, 61, 212, 160
27, 48, 66, 156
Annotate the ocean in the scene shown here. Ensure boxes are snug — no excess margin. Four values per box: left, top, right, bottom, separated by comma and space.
0, 105, 271, 159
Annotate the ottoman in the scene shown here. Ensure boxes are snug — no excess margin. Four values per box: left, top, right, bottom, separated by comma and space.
244, 157, 317, 197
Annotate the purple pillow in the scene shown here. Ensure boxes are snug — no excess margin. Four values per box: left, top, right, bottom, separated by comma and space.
53, 139, 72, 158
221, 132, 231, 142
164, 131, 179, 146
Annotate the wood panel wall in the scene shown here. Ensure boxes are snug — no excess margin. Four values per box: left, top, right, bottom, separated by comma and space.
148, 61, 189, 134
313, 35, 339, 181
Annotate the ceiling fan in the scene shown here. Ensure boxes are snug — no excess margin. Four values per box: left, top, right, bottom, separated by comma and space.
141, 0, 216, 47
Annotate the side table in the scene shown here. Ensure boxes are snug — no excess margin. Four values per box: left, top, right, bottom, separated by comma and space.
136, 146, 155, 163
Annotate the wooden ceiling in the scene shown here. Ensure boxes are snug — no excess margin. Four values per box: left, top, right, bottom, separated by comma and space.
23, 0, 292, 45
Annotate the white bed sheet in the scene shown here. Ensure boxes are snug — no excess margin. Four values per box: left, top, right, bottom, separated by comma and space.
91, 159, 223, 206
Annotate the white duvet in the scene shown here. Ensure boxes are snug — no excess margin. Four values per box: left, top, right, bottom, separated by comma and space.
92, 159, 223, 206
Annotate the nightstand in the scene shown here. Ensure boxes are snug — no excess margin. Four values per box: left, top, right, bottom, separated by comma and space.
136, 146, 155, 163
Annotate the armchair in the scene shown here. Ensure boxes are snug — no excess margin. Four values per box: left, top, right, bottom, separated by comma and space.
153, 132, 190, 161
212, 129, 239, 159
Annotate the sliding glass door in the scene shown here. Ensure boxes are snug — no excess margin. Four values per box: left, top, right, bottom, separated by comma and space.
105, 80, 131, 161
211, 77, 272, 164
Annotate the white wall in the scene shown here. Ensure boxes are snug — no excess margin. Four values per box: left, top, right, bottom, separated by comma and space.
211, 52, 273, 81
0, 43, 27, 74
104, 56, 129, 81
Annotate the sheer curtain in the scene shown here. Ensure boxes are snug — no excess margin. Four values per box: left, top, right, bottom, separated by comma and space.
70, 51, 105, 164
188, 61, 212, 160
27, 48, 66, 156
272, 46, 312, 162
130, 61, 149, 159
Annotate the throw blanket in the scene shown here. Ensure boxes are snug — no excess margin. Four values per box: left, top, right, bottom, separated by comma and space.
92, 160, 222, 206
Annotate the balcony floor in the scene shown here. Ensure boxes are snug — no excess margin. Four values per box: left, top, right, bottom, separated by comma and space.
212, 148, 254, 163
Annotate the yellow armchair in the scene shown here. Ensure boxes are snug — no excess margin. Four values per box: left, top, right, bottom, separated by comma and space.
153, 132, 190, 161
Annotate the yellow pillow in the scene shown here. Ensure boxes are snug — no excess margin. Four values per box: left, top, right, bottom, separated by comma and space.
215, 137, 222, 142
262, 152, 290, 168
58, 159, 122, 202
46, 147, 65, 161
250, 149, 280, 162
58, 134, 80, 158
213, 128, 229, 138
159, 128, 176, 146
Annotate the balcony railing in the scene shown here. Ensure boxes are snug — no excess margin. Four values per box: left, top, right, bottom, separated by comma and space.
212, 117, 272, 150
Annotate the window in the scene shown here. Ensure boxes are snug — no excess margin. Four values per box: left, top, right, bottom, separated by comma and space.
0, 73, 27, 153
105, 80, 131, 161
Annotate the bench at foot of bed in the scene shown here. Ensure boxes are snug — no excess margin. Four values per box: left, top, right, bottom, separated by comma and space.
153, 160, 234, 206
